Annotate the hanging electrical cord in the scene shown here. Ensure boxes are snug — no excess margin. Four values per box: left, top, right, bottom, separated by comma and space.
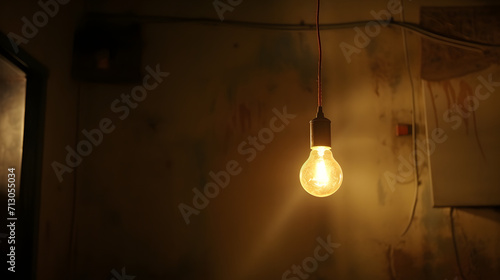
450, 208, 468, 280
316, 0, 322, 108
85, 13, 499, 53
399, 0, 419, 237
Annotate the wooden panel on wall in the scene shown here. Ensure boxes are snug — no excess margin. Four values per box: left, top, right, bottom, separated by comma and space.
421, 6, 500, 206
422, 68, 500, 206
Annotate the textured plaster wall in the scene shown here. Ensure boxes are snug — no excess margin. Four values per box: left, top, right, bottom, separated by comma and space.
73, 0, 500, 279
1, 0, 499, 279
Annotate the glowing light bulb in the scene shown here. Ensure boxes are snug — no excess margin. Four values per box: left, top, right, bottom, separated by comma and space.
300, 146, 343, 197
299, 107, 343, 197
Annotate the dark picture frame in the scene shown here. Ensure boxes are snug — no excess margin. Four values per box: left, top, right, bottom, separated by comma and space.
0, 31, 47, 280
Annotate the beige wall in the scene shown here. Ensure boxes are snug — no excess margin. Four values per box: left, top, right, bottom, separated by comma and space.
1, 0, 499, 279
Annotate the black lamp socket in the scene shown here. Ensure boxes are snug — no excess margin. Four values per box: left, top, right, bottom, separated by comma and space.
310, 106, 331, 148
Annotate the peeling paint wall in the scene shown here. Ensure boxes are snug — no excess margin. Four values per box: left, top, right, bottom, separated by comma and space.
1, 0, 500, 279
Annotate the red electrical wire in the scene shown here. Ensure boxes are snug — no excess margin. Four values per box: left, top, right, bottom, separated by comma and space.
316, 0, 322, 108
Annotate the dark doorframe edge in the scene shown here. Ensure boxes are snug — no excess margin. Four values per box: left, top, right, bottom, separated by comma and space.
0, 31, 48, 280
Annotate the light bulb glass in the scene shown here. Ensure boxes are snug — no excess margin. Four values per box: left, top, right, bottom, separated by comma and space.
300, 146, 343, 197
